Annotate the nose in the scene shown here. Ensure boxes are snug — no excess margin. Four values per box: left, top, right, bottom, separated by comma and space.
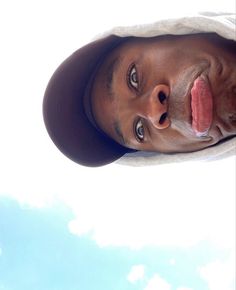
141, 84, 171, 129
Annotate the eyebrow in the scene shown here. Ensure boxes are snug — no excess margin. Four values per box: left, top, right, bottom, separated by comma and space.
113, 120, 126, 146
108, 57, 136, 147
105, 56, 121, 100
104, 56, 127, 145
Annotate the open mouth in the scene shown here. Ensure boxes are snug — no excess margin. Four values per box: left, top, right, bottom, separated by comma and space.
191, 75, 213, 137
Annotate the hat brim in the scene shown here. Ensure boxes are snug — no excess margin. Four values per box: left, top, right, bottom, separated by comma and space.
43, 35, 131, 167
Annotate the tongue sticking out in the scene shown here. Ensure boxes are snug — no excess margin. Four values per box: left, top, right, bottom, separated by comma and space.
191, 76, 213, 136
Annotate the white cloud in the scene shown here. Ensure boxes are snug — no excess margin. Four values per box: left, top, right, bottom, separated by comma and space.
1, 157, 235, 253
198, 252, 235, 290
66, 158, 235, 250
169, 258, 176, 265
127, 265, 145, 283
0, 248, 2, 256
176, 287, 193, 290
144, 274, 171, 290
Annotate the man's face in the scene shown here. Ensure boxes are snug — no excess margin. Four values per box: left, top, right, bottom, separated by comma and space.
91, 34, 236, 153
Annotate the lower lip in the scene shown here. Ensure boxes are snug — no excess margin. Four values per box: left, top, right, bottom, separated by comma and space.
191, 76, 213, 137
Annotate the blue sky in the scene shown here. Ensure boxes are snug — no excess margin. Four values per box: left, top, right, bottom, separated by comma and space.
0, 193, 234, 290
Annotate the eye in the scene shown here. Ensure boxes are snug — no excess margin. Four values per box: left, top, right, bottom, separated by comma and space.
134, 119, 144, 142
128, 64, 139, 90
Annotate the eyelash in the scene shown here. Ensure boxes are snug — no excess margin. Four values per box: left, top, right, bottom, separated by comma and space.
134, 119, 145, 142
127, 63, 139, 91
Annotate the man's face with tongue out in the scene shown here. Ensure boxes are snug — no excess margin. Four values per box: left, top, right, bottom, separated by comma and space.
91, 33, 236, 154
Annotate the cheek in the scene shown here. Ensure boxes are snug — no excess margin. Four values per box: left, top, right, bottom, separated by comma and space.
149, 130, 185, 152
149, 47, 193, 72
147, 128, 213, 153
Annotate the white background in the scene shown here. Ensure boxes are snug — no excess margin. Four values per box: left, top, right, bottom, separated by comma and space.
0, 0, 235, 254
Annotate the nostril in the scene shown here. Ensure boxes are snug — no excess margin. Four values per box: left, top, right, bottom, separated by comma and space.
159, 112, 168, 125
158, 91, 167, 104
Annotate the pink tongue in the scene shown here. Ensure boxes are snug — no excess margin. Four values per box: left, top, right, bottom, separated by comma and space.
191, 77, 213, 136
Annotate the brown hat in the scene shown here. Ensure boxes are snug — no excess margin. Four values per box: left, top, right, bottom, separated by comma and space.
43, 35, 135, 167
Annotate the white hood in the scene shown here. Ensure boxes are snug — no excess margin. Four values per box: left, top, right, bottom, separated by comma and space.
97, 12, 236, 166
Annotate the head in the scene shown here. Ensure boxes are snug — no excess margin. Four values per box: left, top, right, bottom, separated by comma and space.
43, 32, 236, 167
91, 33, 236, 154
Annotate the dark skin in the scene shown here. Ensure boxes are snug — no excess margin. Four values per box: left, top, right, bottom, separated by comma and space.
91, 33, 236, 153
